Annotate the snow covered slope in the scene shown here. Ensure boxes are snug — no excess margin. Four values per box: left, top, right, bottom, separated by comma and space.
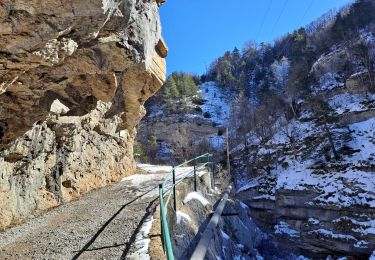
235, 31, 375, 258
199, 82, 233, 126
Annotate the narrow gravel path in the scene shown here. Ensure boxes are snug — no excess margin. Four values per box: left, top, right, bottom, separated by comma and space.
0, 172, 166, 260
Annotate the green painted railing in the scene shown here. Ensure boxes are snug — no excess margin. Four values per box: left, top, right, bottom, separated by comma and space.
159, 153, 214, 260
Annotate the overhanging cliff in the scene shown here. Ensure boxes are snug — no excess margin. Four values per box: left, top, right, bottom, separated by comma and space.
0, 0, 166, 230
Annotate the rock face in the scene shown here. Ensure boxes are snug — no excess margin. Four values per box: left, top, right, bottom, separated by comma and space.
0, 0, 166, 230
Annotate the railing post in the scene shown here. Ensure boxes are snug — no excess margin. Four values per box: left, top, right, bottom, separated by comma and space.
193, 161, 197, 192
172, 166, 177, 212
159, 184, 166, 253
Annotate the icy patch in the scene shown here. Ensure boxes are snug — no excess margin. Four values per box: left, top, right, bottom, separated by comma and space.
183, 192, 210, 206
274, 221, 300, 238
126, 215, 153, 260
176, 211, 191, 224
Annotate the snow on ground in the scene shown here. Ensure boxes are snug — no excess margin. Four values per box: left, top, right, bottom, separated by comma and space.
296, 256, 311, 260
369, 250, 375, 260
354, 240, 370, 249
308, 218, 320, 225
220, 230, 230, 240
137, 164, 196, 178
328, 92, 375, 115
135, 164, 210, 194
334, 217, 375, 236
199, 82, 232, 126
316, 72, 344, 92
176, 211, 191, 224
275, 159, 316, 191
183, 192, 210, 206
137, 164, 172, 173
308, 229, 357, 242
274, 221, 300, 238
239, 201, 248, 209
126, 215, 154, 260
236, 176, 263, 193
238, 117, 375, 208
209, 135, 226, 150
122, 174, 158, 186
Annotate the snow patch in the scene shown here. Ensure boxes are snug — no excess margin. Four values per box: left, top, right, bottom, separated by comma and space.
274, 221, 300, 238
328, 92, 375, 115
354, 240, 369, 249
220, 230, 230, 240
308, 229, 357, 241
199, 82, 233, 126
176, 211, 191, 224
369, 250, 375, 260
101, 0, 123, 17
239, 201, 248, 209
126, 215, 154, 260
308, 218, 320, 225
137, 164, 172, 174
50, 99, 70, 114
183, 192, 210, 206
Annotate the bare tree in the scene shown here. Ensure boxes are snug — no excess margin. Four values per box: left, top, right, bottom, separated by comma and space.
309, 97, 340, 160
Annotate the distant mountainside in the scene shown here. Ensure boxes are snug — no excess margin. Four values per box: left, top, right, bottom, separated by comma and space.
137, 81, 235, 163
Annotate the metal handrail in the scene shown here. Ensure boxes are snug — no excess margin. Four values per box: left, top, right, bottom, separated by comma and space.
158, 153, 213, 260
189, 185, 232, 260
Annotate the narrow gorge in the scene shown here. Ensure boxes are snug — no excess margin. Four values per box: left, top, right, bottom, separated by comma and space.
1, 1, 375, 260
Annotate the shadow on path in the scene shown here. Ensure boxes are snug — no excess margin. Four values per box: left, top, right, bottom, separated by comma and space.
120, 197, 158, 259
72, 184, 159, 260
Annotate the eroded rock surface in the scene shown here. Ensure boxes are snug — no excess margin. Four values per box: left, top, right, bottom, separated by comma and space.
0, 0, 166, 230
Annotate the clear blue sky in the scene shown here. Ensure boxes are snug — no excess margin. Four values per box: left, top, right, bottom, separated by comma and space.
160, 0, 353, 76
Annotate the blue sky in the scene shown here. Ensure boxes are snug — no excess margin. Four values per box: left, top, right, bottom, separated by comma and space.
160, 0, 353, 76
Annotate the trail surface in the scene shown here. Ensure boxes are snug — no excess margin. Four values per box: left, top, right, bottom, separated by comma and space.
0, 170, 166, 260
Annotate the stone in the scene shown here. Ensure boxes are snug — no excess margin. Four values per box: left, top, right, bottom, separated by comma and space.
0, 0, 166, 230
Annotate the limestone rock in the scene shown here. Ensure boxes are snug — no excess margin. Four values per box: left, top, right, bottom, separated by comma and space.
0, 0, 166, 230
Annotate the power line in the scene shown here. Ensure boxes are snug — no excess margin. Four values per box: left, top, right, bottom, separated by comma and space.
255, 0, 273, 41
270, 0, 288, 37
276, 0, 314, 59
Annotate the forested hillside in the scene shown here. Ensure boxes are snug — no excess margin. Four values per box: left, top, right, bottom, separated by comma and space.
206, 1, 375, 258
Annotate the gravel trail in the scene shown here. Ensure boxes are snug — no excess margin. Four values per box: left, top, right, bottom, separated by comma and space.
0, 172, 166, 260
